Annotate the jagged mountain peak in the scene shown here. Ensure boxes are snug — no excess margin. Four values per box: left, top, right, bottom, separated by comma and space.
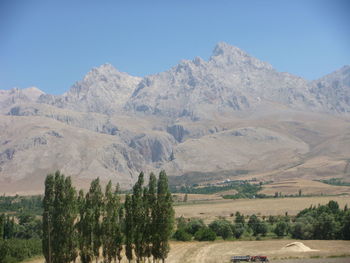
212, 42, 246, 57
210, 42, 273, 70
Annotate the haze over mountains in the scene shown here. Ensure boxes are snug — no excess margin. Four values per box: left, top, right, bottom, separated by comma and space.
1, 42, 350, 194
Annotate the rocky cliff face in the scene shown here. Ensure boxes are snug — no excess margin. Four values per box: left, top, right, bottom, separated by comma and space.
39, 64, 141, 114
0, 87, 44, 112
1, 42, 350, 193
311, 65, 350, 113
126, 43, 323, 120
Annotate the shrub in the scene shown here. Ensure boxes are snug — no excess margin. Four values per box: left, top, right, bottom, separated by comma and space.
194, 227, 216, 241
173, 228, 192, 241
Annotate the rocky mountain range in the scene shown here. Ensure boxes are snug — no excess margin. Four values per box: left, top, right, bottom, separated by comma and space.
1, 42, 350, 194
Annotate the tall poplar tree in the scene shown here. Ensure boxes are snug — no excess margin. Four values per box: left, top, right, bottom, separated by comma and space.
155, 170, 174, 263
132, 172, 146, 263
124, 194, 133, 263
43, 171, 78, 263
87, 178, 103, 263
0, 214, 4, 240
77, 189, 93, 263
42, 174, 55, 263
148, 173, 158, 261
102, 181, 123, 263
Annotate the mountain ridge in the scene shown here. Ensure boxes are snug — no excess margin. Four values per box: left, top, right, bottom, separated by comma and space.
1, 42, 349, 194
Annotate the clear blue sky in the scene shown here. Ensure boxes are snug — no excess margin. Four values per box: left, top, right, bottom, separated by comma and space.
1, 0, 349, 94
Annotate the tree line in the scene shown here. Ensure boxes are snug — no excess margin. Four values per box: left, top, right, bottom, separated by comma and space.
42, 170, 174, 263
172, 200, 350, 241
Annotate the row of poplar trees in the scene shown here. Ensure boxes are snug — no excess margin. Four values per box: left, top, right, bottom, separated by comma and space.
42, 170, 174, 263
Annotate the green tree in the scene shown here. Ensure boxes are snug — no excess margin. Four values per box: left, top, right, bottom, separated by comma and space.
232, 223, 245, 239
87, 178, 103, 263
274, 221, 288, 237
313, 212, 338, 239
42, 174, 55, 263
132, 172, 146, 262
77, 189, 93, 263
185, 219, 205, 235
124, 194, 133, 263
248, 214, 267, 236
0, 214, 5, 240
102, 181, 123, 263
51, 172, 78, 263
173, 228, 192, 241
234, 212, 245, 225
209, 219, 233, 240
153, 170, 175, 263
194, 227, 216, 241
342, 210, 350, 240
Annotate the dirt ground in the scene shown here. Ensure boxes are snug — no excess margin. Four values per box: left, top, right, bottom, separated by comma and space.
174, 196, 350, 221
26, 240, 350, 263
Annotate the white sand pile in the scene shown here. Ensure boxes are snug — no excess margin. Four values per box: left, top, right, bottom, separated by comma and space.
282, 242, 319, 252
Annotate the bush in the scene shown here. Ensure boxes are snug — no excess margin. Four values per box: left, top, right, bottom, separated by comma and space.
274, 221, 288, 237
0, 238, 42, 263
194, 227, 216, 241
185, 219, 205, 235
209, 219, 233, 240
232, 223, 245, 239
173, 228, 192, 241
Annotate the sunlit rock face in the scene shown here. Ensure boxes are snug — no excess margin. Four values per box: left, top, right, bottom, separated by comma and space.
1, 42, 350, 193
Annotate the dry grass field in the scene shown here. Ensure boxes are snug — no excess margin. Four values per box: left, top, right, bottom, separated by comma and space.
26, 240, 350, 263
259, 179, 350, 196
174, 196, 350, 221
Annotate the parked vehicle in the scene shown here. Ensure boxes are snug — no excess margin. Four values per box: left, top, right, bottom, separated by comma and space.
231, 255, 251, 262
231, 255, 269, 262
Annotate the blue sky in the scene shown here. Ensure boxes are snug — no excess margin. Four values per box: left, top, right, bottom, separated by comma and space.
1, 0, 349, 94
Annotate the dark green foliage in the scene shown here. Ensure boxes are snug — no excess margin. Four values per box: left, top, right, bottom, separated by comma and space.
0, 214, 4, 239
291, 200, 346, 240
318, 178, 350, 186
248, 214, 267, 236
77, 189, 94, 263
0, 195, 42, 215
185, 219, 205, 235
124, 194, 133, 263
14, 213, 42, 239
153, 170, 175, 262
222, 183, 264, 199
131, 172, 146, 262
87, 178, 103, 262
49, 171, 78, 263
209, 219, 233, 240
274, 221, 289, 237
194, 227, 216, 241
42, 174, 55, 263
232, 223, 245, 239
171, 181, 264, 199
313, 212, 339, 239
234, 212, 245, 225
173, 228, 192, 241
342, 210, 350, 240
102, 181, 123, 263
0, 238, 42, 263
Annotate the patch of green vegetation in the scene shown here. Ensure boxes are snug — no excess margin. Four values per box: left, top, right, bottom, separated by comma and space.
0, 195, 42, 215
0, 238, 42, 263
317, 178, 350, 187
222, 183, 266, 199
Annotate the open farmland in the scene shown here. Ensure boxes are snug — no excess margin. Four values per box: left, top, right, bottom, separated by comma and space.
26, 240, 350, 263
259, 179, 350, 196
174, 196, 350, 221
